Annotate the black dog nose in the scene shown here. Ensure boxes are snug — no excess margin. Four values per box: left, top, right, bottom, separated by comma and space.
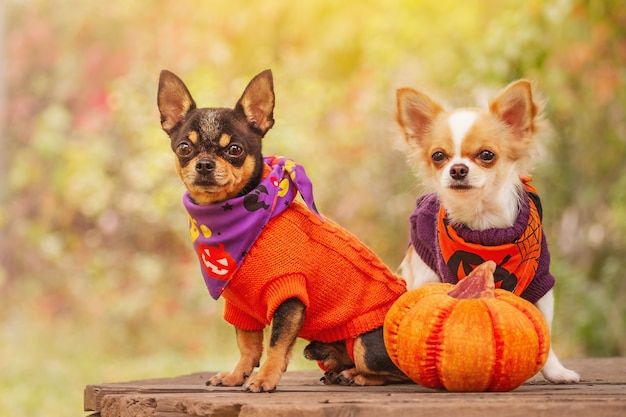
449, 163, 468, 180
195, 159, 215, 174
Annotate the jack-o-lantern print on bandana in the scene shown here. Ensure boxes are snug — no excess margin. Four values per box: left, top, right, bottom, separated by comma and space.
183, 156, 322, 299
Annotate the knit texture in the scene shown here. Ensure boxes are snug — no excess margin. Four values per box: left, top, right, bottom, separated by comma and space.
222, 200, 407, 343
409, 189, 555, 304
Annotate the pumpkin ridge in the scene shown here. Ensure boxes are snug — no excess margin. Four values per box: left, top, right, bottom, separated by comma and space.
482, 299, 500, 391
484, 298, 517, 391
495, 290, 551, 373
384, 284, 452, 367
385, 300, 414, 366
400, 294, 458, 389
433, 299, 459, 389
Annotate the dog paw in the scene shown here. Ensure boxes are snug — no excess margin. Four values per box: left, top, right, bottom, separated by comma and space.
206, 371, 248, 387
334, 368, 360, 385
542, 366, 580, 384
243, 374, 279, 393
320, 369, 356, 386
337, 369, 386, 386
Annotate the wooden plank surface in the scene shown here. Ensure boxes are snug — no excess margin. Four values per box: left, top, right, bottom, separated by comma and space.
84, 358, 626, 417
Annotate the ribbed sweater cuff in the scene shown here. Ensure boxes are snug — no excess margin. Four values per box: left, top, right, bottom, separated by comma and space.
261, 274, 310, 322
520, 235, 556, 304
520, 273, 555, 305
223, 302, 266, 331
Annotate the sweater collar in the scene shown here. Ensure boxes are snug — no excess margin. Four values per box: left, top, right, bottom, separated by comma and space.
448, 196, 531, 246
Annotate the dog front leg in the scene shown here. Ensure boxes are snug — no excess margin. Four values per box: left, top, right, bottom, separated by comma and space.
207, 328, 264, 387
400, 246, 442, 290
535, 290, 580, 383
244, 297, 305, 392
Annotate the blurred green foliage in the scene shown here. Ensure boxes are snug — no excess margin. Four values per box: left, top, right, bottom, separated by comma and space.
1, 0, 625, 416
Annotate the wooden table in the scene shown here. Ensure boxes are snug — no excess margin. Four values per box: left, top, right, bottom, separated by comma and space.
85, 357, 626, 417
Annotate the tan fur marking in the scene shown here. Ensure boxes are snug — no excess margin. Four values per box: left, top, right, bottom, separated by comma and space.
219, 133, 232, 148
238, 155, 256, 189
458, 114, 499, 158
187, 130, 199, 145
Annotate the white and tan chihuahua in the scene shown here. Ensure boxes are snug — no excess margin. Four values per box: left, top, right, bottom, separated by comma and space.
396, 80, 580, 384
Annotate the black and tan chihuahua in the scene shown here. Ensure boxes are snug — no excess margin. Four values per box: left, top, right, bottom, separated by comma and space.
157, 69, 409, 392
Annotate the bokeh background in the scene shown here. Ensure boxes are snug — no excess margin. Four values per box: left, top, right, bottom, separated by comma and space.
1, 0, 625, 415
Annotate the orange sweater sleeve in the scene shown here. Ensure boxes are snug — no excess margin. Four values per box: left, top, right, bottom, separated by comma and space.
223, 299, 265, 331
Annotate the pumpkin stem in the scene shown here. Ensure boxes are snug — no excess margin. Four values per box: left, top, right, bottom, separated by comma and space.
447, 261, 496, 299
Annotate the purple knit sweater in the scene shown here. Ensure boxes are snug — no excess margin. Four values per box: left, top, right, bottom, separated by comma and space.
409, 193, 555, 304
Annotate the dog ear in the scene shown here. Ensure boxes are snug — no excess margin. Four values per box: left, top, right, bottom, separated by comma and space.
396, 88, 443, 146
489, 80, 538, 139
236, 69, 275, 136
157, 70, 197, 134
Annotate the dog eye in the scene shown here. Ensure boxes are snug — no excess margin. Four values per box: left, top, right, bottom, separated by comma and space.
478, 150, 495, 161
176, 143, 192, 157
431, 151, 447, 163
226, 144, 243, 157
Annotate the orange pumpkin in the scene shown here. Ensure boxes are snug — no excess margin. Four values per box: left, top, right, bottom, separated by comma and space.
384, 261, 550, 392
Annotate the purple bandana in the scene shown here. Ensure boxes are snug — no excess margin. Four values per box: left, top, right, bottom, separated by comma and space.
183, 156, 322, 299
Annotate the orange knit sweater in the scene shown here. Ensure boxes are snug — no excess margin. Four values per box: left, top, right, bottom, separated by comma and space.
221, 200, 407, 343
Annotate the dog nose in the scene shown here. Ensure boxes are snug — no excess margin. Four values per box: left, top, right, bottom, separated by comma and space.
195, 159, 215, 174
449, 164, 469, 180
